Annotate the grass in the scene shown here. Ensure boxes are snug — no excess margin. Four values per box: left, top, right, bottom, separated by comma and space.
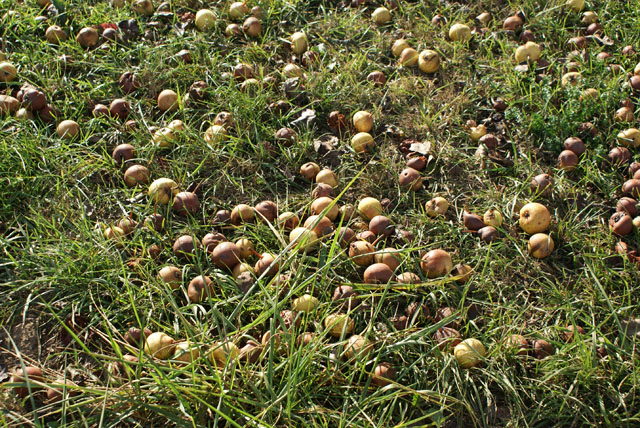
2, 0, 640, 426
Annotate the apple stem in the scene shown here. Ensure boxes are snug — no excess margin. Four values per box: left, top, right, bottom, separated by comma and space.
251, 249, 263, 259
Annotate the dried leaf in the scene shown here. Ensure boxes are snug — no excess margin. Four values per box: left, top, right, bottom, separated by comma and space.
409, 141, 431, 155
328, 111, 347, 131
291, 109, 317, 128
313, 135, 339, 155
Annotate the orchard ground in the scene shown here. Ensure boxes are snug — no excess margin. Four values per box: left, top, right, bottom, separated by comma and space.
2, 0, 640, 427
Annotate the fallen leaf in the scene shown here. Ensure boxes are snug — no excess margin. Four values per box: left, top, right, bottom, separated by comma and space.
313, 135, 339, 155
291, 109, 317, 128
409, 141, 431, 155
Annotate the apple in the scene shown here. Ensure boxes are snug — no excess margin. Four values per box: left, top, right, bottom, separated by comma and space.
353, 111, 373, 132
57, 120, 80, 139
449, 23, 471, 42
144, 332, 176, 359
418, 49, 440, 73
561, 72, 581, 87
618, 128, 640, 148
123, 165, 150, 187
132, 0, 154, 16
148, 178, 179, 204
229, 2, 248, 19
311, 197, 339, 221
453, 338, 486, 368
528, 233, 554, 258
391, 39, 410, 57
515, 42, 541, 63
0, 95, 19, 114
45, 25, 67, 44
243, 17, 261, 37
519, 202, 551, 234
289, 227, 318, 250
351, 132, 374, 153
159, 266, 182, 289
372, 7, 391, 25
483, 208, 503, 227
152, 127, 175, 148
316, 169, 338, 187
209, 341, 239, 367
398, 48, 418, 67
324, 313, 354, 337
76, 27, 99, 48
195, 10, 216, 30
425, 197, 449, 217
157, 89, 178, 111
566, 0, 585, 12
204, 124, 227, 145
290, 32, 308, 54
358, 197, 383, 221
292, 294, 319, 312
420, 249, 452, 278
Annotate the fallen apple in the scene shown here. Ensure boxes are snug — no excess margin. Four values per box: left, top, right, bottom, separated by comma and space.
454, 338, 486, 368
343, 334, 373, 360
279, 212, 300, 230
324, 313, 354, 337
364, 262, 394, 284
204, 124, 227, 145
148, 178, 179, 204
292, 294, 319, 312
351, 132, 374, 153
289, 227, 318, 250
399, 167, 422, 190
371, 363, 395, 386
418, 49, 440, 73
519, 202, 551, 234
290, 32, 308, 54
123, 165, 150, 187
209, 341, 239, 367
358, 197, 383, 221
311, 196, 339, 221
449, 23, 471, 42
349, 240, 375, 266
243, 17, 261, 37
0, 94, 19, 114
57, 120, 80, 139
76, 27, 99, 48
398, 47, 419, 67
173, 341, 200, 363
45, 25, 67, 44
229, 2, 248, 19
528, 233, 554, 258
159, 266, 182, 289
420, 249, 453, 278
132, 0, 154, 16
157, 89, 179, 112
212, 242, 242, 270
372, 7, 391, 25
353, 111, 373, 132
515, 42, 541, 63
316, 169, 338, 187
144, 332, 176, 359
483, 208, 503, 227
391, 39, 410, 57
425, 197, 449, 217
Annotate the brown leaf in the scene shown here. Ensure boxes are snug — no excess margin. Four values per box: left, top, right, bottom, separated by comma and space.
328, 111, 347, 131
313, 135, 339, 155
